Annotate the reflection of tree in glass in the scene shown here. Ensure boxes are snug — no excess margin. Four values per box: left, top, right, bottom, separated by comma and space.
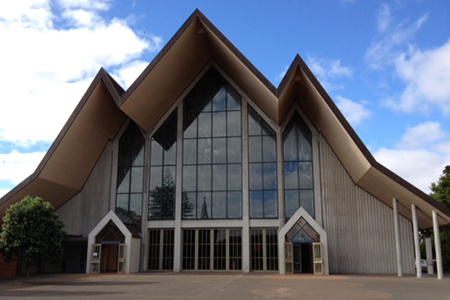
182, 192, 194, 219
201, 197, 209, 219
149, 169, 193, 219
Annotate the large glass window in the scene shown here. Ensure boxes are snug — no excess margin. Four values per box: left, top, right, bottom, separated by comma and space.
148, 229, 174, 271
250, 228, 278, 271
283, 113, 314, 218
248, 106, 278, 219
148, 110, 181, 220
182, 228, 242, 271
182, 67, 242, 219
116, 122, 145, 221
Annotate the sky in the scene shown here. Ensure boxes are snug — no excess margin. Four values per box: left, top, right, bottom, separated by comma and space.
1, 0, 450, 198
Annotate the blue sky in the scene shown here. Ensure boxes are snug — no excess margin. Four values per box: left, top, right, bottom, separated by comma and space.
1, 0, 450, 197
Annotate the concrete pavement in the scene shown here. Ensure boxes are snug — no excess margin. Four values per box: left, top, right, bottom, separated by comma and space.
0, 273, 449, 299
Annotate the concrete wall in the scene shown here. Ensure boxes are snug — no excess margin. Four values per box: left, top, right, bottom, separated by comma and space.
130, 237, 141, 273
57, 142, 113, 237
319, 135, 415, 274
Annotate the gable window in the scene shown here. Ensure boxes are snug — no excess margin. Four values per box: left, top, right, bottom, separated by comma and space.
283, 113, 314, 218
116, 122, 145, 221
248, 106, 278, 219
182, 67, 242, 219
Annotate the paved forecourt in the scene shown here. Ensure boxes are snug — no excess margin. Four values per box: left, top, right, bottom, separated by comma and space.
0, 273, 449, 300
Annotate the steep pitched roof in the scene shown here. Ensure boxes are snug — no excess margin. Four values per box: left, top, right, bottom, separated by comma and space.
0, 69, 127, 217
1, 9, 449, 229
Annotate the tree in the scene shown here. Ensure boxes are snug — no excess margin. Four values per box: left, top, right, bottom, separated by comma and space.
430, 165, 450, 271
149, 169, 194, 219
0, 196, 65, 281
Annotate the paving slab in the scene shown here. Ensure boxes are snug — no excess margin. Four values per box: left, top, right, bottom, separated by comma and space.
0, 273, 448, 300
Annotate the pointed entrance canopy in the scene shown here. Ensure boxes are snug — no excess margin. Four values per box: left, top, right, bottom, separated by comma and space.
1, 10, 449, 229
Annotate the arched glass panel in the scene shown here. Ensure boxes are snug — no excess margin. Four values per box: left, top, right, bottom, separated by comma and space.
116, 121, 145, 221
148, 109, 178, 220
283, 113, 314, 218
248, 106, 278, 219
182, 67, 242, 219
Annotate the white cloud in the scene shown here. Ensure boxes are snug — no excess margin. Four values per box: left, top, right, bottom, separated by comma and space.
0, 1, 163, 197
390, 41, 450, 114
396, 122, 448, 149
335, 95, 372, 126
275, 65, 289, 84
366, 4, 450, 116
365, 3, 428, 70
0, 150, 46, 185
306, 56, 352, 91
111, 60, 149, 89
374, 122, 450, 193
376, 3, 391, 33
0, 1, 162, 146
57, 0, 111, 11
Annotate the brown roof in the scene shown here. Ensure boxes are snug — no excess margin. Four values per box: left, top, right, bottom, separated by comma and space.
1, 9, 449, 229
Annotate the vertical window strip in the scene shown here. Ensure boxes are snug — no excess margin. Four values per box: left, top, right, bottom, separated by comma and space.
283, 113, 314, 219
116, 122, 145, 220
182, 68, 242, 220
248, 106, 278, 219
148, 110, 177, 220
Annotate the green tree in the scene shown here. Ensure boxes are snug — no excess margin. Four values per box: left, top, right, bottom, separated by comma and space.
149, 169, 194, 219
0, 196, 65, 281
430, 165, 450, 271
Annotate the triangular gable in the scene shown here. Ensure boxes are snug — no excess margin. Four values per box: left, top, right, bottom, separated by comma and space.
88, 210, 132, 243
87, 210, 140, 274
279, 207, 329, 275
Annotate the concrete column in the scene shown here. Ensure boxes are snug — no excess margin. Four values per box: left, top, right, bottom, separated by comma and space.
173, 104, 183, 272
432, 210, 443, 279
276, 130, 285, 274
411, 204, 422, 278
392, 198, 403, 276
140, 135, 151, 272
423, 230, 434, 275
241, 100, 250, 273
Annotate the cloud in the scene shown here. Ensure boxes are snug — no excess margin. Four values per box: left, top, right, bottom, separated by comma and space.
374, 122, 450, 193
376, 3, 391, 32
111, 60, 149, 89
335, 95, 372, 126
0, 1, 162, 146
275, 65, 289, 84
389, 41, 450, 114
366, 4, 450, 115
365, 4, 428, 70
0, 1, 163, 196
306, 56, 352, 91
0, 150, 46, 185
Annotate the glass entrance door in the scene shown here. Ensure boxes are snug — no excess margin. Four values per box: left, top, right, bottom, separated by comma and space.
293, 244, 301, 273
293, 243, 313, 273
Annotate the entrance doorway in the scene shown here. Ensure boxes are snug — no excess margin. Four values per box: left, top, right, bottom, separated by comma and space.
90, 221, 126, 273
101, 243, 119, 272
293, 243, 313, 273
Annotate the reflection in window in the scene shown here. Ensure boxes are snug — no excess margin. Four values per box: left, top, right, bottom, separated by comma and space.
286, 217, 319, 243
148, 109, 194, 219
182, 67, 242, 219
116, 122, 145, 221
283, 113, 314, 218
248, 106, 278, 219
